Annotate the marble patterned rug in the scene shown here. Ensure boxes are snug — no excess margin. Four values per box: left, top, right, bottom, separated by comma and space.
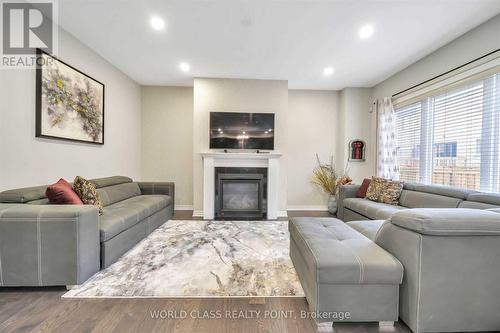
63, 220, 304, 298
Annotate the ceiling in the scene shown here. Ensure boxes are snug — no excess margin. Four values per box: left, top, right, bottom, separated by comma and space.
54, 0, 500, 90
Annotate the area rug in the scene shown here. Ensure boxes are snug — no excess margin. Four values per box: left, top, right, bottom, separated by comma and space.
63, 220, 304, 298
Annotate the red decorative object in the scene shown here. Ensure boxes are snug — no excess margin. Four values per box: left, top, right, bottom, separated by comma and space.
356, 178, 371, 198
46, 178, 83, 204
349, 139, 366, 161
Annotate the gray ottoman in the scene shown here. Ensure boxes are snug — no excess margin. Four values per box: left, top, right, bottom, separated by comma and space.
289, 217, 403, 323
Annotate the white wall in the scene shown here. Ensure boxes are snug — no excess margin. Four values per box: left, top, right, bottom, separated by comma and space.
336, 88, 375, 184
139, 84, 342, 211
141, 86, 193, 209
373, 14, 500, 101
287, 90, 339, 209
0, 28, 142, 190
193, 78, 288, 215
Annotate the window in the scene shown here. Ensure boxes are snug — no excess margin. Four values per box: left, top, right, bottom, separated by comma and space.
395, 72, 500, 192
434, 142, 457, 158
395, 102, 421, 182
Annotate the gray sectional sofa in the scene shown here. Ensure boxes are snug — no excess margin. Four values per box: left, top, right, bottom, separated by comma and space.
0, 176, 174, 287
365, 208, 500, 333
338, 182, 500, 221
290, 182, 500, 333
290, 208, 500, 333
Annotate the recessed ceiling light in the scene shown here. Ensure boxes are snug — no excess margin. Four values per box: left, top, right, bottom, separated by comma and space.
179, 62, 190, 72
150, 16, 165, 31
323, 67, 334, 76
358, 24, 374, 39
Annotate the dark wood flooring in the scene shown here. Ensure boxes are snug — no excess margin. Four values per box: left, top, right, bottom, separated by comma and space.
0, 211, 411, 333
172, 210, 333, 221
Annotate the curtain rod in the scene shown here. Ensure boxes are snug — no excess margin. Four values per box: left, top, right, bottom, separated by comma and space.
391, 48, 500, 98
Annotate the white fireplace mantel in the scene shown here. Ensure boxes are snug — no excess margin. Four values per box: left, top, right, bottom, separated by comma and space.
201, 151, 282, 220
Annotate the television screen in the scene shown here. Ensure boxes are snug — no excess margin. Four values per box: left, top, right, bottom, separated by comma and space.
210, 112, 275, 150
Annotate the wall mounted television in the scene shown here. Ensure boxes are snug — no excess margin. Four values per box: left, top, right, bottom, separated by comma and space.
210, 112, 275, 150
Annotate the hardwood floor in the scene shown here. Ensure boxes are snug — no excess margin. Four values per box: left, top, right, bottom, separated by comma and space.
0, 288, 410, 333
0, 211, 412, 333
286, 210, 333, 218
172, 209, 333, 220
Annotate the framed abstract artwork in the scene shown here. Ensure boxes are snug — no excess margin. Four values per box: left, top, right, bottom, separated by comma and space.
36, 49, 105, 144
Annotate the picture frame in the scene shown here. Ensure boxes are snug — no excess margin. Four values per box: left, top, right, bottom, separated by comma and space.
348, 139, 366, 162
36, 49, 105, 144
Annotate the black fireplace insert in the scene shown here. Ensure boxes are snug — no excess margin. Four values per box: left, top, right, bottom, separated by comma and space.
214, 167, 267, 220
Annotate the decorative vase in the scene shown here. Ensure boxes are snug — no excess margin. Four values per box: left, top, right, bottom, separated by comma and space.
328, 195, 338, 215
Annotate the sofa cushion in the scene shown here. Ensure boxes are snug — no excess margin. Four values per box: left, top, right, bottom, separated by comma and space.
0, 176, 134, 204
343, 198, 406, 220
289, 217, 403, 284
488, 208, 500, 215
0, 185, 48, 203
398, 190, 462, 209
466, 193, 500, 206
99, 195, 171, 241
390, 208, 500, 236
25, 198, 50, 205
97, 182, 141, 207
90, 176, 133, 188
402, 182, 474, 199
458, 201, 500, 209
346, 220, 386, 240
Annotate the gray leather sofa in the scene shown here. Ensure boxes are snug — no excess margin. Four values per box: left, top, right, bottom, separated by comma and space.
291, 208, 500, 332
348, 209, 500, 333
0, 176, 174, 287
338, 182, 500, 221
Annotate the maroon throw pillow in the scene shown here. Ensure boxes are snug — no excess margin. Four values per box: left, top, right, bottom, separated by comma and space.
356, 178, 371, 198
46, 178, 83, 204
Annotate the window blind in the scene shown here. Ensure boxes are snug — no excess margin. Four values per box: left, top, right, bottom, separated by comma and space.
395, 72, 500, 192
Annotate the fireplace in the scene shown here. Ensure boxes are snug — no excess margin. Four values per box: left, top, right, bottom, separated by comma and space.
201, 152, 282, 219
215, 167, 267, 220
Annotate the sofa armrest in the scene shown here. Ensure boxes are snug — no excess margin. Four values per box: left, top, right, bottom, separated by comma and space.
337, 184, 360, 220
137, 182, 175, 204
0, 204, 100, 286
390, 208, 500, 236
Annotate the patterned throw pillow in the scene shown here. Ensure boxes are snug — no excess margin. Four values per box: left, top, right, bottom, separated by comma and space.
365, 177, 403, 205
379, 179, 404, 205
365, 177, 385, 201
73, 176, 103, 214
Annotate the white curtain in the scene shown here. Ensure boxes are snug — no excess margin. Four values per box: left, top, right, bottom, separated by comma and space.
375, 97, 399, 180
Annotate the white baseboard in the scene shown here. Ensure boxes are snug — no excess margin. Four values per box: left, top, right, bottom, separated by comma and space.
287, 205, 328, 211
277, 210, 288, 218
192, 210, 204, 218
190, 210, 287, 219
174, 205, 193, 211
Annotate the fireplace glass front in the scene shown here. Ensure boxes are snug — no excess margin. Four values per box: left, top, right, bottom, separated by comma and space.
215, 169, 267, 220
